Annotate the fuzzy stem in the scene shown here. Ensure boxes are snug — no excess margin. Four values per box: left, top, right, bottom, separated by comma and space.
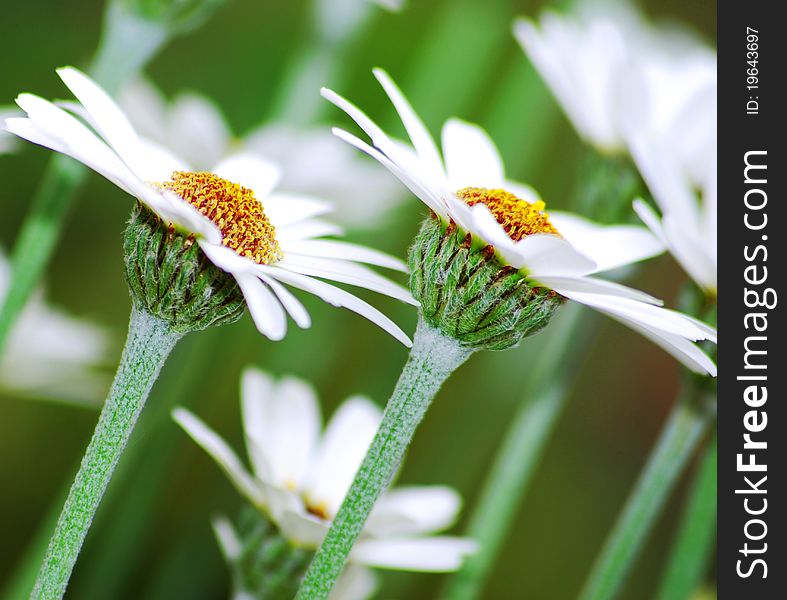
440, 304, 591, 600
655, 431, 717, 600
578, 384, 715, 600
31, 306, 182, 600
295, 317, 473, 599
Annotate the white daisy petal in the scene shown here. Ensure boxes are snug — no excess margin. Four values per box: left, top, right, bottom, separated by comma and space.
213, 153, 281, 201
366, 486, 462, 537
167, 92, 231, 169
441, 118, 505, 190
515, 233, 598, 277
117, 77, 168, 142
330, 127, 445, 216
463, 202, 525, 264
147, 195, 221, 243
135, 137, 191, 182
320, 89, 399, 158
632, 198, 669, 246
331, 566, 379, 600
197, 242, 257, 275
276, 256, 416, 306
535, 275, 663, 305
212, 515, 243, 561
56, 66, 150, 178
10, 98, 140, 196
614, 317, 717, 376
260, 266, 413, 346
283, 239, 407, 272
662, 214, 716, 291
277, 508, 330, 547
351, 537, 477, 572
556, 289, 714, 342
548, 210, 664, 273
239, 368, 276, 482
257, 273, 312, 329
265, 193, 333, 227
503, 180, 543, 205
303, 396, 382, 515
235, 273, 287, 341
172, 407, 265, 507
321, 89, 447, 210
276, 219, 345, 242
372, 68, 445, 178
241, 368, 321, 489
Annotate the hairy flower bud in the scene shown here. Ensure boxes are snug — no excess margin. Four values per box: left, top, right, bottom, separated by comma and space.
409, 214, 565, 351
221, 509, 313, 600
123, 203, 246, 333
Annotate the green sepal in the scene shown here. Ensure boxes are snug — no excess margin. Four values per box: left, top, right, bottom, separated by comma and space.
226, 508, 313, 600
123, 203, 246, 334
408, 215, 565, 351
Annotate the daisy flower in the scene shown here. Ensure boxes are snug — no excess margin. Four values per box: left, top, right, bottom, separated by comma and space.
321, 69, 717, 375
0, 249, 109, 404
5, 67, 415, 344
514, 3, 717, 295
173, 368, 475, 597
513, 2, 716, 158
119, 78, 405, 226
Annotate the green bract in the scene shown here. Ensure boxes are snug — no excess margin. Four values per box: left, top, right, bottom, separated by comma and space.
223, 509, 313, 600
123, 203, 246, 334
409, 214, 565, 351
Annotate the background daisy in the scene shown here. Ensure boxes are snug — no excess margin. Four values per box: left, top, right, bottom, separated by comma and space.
174, 368, 475, 597
0, 249, 109, 404
118, 78, 406, 227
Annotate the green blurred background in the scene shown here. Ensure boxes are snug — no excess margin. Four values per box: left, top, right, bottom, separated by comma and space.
1, 0, 715, 598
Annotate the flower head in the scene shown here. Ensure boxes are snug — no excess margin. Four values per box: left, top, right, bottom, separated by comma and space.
173, 368, 475, 595
0, 249, 109, 403
321, 69, 717, 375
6, 68, 414, 344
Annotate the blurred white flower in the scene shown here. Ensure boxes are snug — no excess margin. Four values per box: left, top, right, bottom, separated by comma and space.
7, 68, 414, 345
174, 368, 476, 598
632, 155, 716, 296
0, 250, 109, 404
1, 106, 21, 154
515, 1, 717, 295
514, 1, 716, 158
119, 78, 405, 227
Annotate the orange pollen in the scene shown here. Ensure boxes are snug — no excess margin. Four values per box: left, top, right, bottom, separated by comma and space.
157, 171, 282, 264
305, 501, 331, 521
456, 187, 560, 242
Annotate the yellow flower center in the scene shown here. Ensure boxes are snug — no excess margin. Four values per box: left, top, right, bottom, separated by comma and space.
158, 171, 282, 264
305, 500, 331, 521
456, 187, 559, 241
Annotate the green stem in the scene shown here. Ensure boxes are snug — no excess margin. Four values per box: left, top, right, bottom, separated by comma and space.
295, 317, 473, 599
655, 431, 717, 600
578, 385, 715, 600
0, 1, 170, 358
440, 304, 591, 600
31, 305, 182, 600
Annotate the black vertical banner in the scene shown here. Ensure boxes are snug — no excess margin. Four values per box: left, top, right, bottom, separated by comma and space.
718, 1, 785, 598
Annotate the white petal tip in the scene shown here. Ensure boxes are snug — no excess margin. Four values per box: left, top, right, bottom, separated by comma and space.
171, 406, 191, 425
